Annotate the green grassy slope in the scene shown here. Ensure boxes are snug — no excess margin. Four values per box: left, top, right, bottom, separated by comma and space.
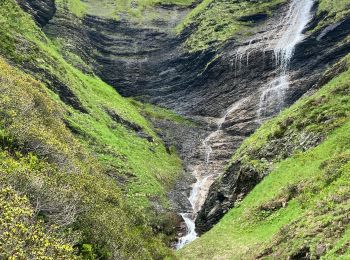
177, 0, 350, 52
0, 0, 185, 258
178, 55, 350, 259
56, 0, 195, 22
176, 0, 286, 51
316, 0, 350, 30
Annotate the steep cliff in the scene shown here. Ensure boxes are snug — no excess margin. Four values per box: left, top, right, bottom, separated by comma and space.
196, 0, 350, 235
1, 0, 350, 258
179, 53, 350, 259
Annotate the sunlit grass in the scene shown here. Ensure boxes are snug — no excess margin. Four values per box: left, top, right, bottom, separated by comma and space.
179, 54, 350, 259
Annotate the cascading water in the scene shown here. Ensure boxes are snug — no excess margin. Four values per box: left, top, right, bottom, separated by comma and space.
176, 100, 245, 249
176, 0, 314, 249
176, 173, 209, 249
258, 0, 314, 119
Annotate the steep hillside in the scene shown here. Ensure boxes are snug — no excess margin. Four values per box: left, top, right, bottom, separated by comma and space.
179, 52, 350, 260
195, 0, 350, 234
1, 0, 350, 259
0, 0, 189, 258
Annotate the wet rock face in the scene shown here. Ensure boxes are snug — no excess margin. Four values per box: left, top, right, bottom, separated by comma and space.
17, 0, 56, 27
196, 161, 262, 233
82, 16, 217, 116
290, 17, 350, 99
20, 0, 350, 236
195, 15, 350, 234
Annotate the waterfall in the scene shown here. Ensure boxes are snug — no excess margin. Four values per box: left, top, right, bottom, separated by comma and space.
258, 0, 314, 119
176, 100, 245, 249
176, 173, 209, 249
176, 0, 314, 249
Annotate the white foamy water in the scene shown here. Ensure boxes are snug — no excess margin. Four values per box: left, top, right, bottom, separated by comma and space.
177, 0, 314, 249
176, 100, 244, 249
258, 0, 314, 118
176, 174, 209, 249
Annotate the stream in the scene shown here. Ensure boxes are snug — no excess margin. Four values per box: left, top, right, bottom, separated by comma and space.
176, 0, 314, 249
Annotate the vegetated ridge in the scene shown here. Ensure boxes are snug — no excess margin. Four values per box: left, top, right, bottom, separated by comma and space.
0, 0, 350, 259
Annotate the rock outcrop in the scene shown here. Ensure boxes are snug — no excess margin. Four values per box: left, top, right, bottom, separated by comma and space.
18, 0, 350, 238
195, 14, 350, 234
17, 0, 56, 27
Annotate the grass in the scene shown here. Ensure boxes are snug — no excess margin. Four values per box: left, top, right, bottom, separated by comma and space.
0, 53, 174, 259
62, 68, 183, 207
231, 54, 350, 169
179, 105, 350, 259
1, 0, 183, 208
0, 0, 185, 258
56, 0, 87, 17
176, 0, 350, 52
56, 0, 195, 21
176, 0, 286, 51
178, 55, 350, 259
130, 98, 195, 126
316, 0, 350, 30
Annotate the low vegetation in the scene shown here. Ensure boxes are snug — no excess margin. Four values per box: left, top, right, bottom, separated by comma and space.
316, 0, 350, 30
0, 0, 184, 258
176, 0, 350, 52
0, 185, 78, 259
130, 99, 195, 126
57, 0, 195, 21
178, 55, 350, 259
176, 0, 286, 51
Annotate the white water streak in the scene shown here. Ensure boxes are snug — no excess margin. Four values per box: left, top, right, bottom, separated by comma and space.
258, 0, 314, 119
176, 100, 244, 249
177, 0, 314, 250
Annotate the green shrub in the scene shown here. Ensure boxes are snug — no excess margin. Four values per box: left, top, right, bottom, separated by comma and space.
0, 185, 79, 259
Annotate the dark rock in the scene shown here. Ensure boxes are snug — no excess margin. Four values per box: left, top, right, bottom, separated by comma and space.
195, 161, 262, 234
290, 246, 311, 260
17, 0, 56, 27
105, 108, 155, 142
24, 64, 88, 114
238, 13, 268, 23
106, 108, 142, 132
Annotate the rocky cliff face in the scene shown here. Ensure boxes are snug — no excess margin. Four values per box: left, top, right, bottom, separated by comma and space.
195, 12, 350, 234
18, 0, 350, 242
17, 0, 55, 27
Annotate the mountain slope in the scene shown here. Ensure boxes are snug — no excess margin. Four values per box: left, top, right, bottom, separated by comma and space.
0, 0, 189, 258
2, 0, 350, 258
178, 54, 350, 259
193, 0, 350, 234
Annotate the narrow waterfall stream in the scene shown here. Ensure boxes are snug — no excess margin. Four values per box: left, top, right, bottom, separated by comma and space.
176, 102, 243, 249
176, 0, 314, 249
258, 0, 314, 118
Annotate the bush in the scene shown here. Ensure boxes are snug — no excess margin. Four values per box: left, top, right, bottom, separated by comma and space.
0, 185, 79, 259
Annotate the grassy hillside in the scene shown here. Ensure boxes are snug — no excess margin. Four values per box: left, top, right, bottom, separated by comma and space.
177, 0, 350, 52
56, 0, 195, 22
178, 54, 350, 259
0, 0, 185, 258
316, 0, 350, 30
176, 0, 286, 51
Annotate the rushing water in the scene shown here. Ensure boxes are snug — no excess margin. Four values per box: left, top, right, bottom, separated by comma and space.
176, 0, 314, 249
258, 0, 314, 118
176, 100, 245, 249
